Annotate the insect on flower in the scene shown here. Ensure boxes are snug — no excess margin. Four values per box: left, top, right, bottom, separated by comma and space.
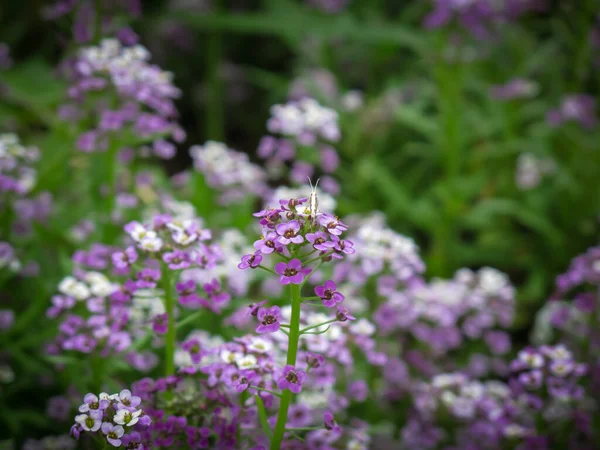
307, 176, 321, 224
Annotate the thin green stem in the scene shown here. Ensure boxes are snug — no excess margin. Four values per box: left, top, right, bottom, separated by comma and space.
299, 319, 337, 335
161, 264, 176, 378
301, 296, 320, 302
258, 265, 277, 276
249, 386, 282, 398
303, 252, 332, 266
270, 284, 302, 449
285, 427, 321, 431
274, 252, 292, 261
300, 260, 323, 288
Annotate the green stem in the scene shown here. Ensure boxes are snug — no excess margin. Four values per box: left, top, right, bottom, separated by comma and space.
258, 265, 278, 276
270, 284, 302, 449
249, 386, 282, 398
303, 252, 331, 266
161, 264, 176, 378
299, 319, 337, 335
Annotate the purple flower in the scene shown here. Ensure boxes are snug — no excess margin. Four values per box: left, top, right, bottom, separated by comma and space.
315, 280, 345, 307
331, 235, 355, 255
318, 214, 348, 236
238, 251, 263, 269
254, 232, 281, 254
152, 313, 169, 335
247, 300, 268, 317
111, 247, 138, 270
336, 306, 355, 322
78, 393, 109, 414
234, 370, 256, 393
163, 250, 191, 270
101, 422, 125, 447
182, 338, 203, 364
275, 220, 304, 245
306, 231, 334, 251
274, 259, 311, 285
277, 365, 306, 394
256, 306, 281, 333
115, 389, 141, 411
121, 432, 143, 450
518, 370, 543, 390
324, 410, 341, 433
306, 352, 325, 369
136, 268, 161, 289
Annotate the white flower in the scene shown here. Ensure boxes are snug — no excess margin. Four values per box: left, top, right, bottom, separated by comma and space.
74, 413, 102, 432
543, 344, 572, 361
220, 349, 243, 364
341, 90, 364, 112
432, 373, 466, 389
503, 424, 529, 438
58, 276, 91, 301
113, 409, 142, 426
139, 235, 163, 252
236, 354, 258, 370
126, 222, 148, 242
247, 337, 273, 354
478, 268, 509, 295
350, 319, 376, 336
85, 272, 118, 297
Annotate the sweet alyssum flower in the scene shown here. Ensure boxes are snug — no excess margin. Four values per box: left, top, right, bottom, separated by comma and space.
256, 306, 282, 334
315, 280, 345, 307
277, 365, 307, 394
275, 259, 312, 285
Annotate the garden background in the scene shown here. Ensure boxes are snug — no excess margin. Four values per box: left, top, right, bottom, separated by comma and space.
0, 0, 599, 449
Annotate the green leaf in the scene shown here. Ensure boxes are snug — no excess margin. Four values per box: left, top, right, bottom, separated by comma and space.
0, 59, 66, 124
255, 394, 273, 440
463, 198, 563, 246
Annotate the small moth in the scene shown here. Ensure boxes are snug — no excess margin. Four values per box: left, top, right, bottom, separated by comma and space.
307, 176, 320, 222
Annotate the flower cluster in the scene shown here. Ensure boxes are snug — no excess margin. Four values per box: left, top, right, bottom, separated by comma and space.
340, 212, 425, 285
401, 344, 592, 449
65, 39, 184, 157
258, 98, 341, 194
0, 133, 40, 197
515, 152, 555, 190
189, 141, 269, 204
43, 0, 140, 44
489, 77, 539, 101
547, 94, 598, 129
71, 389, 151, 448
47, 212, 228, 362
424, 0, 547, 37
554, 245, 600, 296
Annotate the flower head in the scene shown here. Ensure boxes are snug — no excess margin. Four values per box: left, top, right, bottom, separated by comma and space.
238, 251, 263, 269
277, 365, 306, 394
256, 306, 281, 334
315, 280, 345, 307
274, 259, 311, 285
101, 422, 125, 447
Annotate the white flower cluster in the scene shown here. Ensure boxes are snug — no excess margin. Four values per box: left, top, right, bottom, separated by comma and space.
76, 39, 180, 104
415, 373, 511, 422
515, 153, 555, 190
189, 141, 267, 204
267, 98, 340, 144
58, 272, 118, 301
347, 212, 425, 281
0, 133, 40, 195
125, 218, 210, 253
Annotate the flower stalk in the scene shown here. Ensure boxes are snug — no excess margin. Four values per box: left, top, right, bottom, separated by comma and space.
270, 283, 301, 449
